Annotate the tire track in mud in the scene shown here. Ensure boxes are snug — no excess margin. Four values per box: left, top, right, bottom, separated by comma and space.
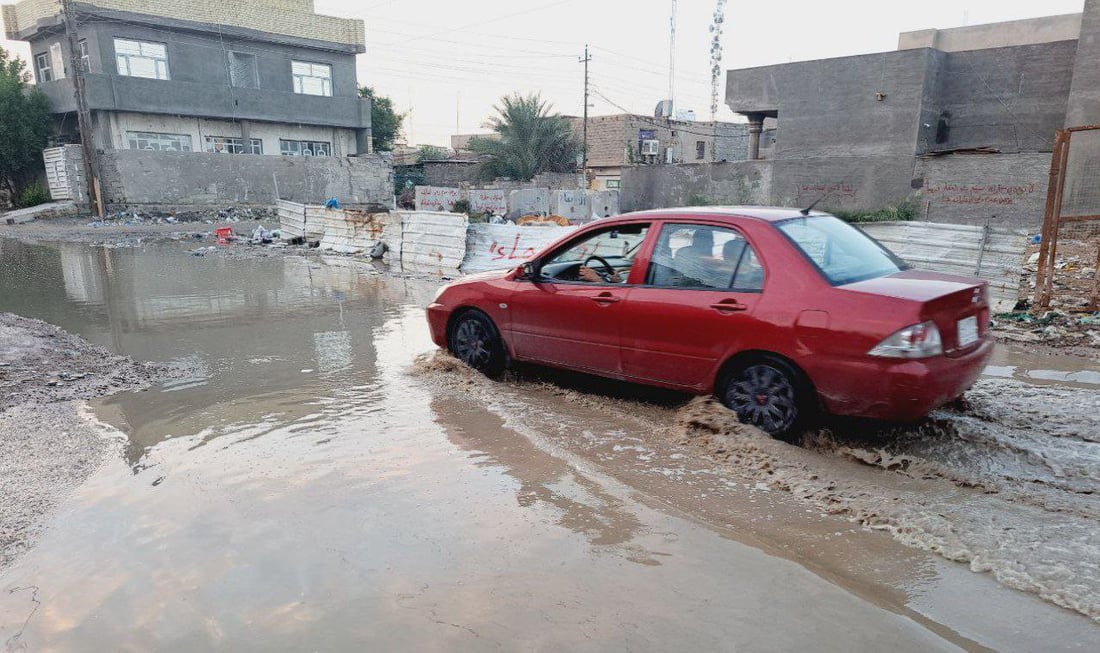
410, 353, 1100, 622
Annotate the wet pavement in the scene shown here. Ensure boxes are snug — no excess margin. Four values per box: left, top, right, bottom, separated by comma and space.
0, 238, 1098, 651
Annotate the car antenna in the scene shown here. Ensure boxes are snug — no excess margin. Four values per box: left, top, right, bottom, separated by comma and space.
800, 194, 826, 216
800, 183, 845, 216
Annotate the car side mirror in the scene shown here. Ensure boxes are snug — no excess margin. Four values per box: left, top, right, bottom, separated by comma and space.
516, 262, 538, 281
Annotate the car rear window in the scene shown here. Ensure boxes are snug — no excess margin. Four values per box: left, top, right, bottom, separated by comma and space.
776, 215, 906, 286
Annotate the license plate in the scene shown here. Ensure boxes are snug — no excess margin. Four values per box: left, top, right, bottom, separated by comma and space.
957, 316, 979, 347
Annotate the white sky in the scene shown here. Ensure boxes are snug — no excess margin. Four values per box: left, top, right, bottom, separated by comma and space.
1, 0, 1087, 146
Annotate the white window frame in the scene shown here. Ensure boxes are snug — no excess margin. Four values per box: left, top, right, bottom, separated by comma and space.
280, 139, 332, 157
127, 131, 193, 152
115, 38, 170, 80
205, 136, 263, 155
35, 52, 52, 83
291, 61, 332, 97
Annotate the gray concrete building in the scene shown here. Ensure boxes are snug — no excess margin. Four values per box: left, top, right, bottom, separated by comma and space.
719, 2, 1100, 228
2, 0, 372, 158
566, 114, 750, 190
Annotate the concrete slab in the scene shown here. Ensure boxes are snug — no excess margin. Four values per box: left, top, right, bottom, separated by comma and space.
1, 202, 80, 225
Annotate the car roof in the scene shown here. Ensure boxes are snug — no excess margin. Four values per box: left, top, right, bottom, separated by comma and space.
609, 207, 831, 224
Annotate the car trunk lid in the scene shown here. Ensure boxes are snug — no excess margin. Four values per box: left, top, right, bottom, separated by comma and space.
843, 270, 989, 358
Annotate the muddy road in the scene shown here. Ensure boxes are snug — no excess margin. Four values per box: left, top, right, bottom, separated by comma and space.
0, 238, 1097, 651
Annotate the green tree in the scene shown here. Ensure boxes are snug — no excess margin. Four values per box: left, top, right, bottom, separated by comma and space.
358, 86, 404, 152
0, 47, 51, 200
469, 93, 580, 182
416, 145, 450, 162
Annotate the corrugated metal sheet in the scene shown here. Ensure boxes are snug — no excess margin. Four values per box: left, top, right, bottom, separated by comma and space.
302, 206, 328, 240
43, 147, 72, 201
318, 209, 389, 254
277, 200, 306, 239
399, 211, 469, 275
462, 224, 577, 273
860, 221, 1027, 312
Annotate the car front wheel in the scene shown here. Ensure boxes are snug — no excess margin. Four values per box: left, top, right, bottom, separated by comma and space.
719, 357, 811, 440
447, 310, 507, 377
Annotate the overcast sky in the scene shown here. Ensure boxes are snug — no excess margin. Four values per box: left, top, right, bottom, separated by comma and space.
1, 0, 1087, 146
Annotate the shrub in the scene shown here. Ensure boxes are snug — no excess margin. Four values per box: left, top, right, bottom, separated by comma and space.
16, 182, 50, 208
830, 200, 918, 224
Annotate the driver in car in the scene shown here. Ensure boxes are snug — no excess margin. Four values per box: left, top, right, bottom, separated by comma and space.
578, 263, 623, 283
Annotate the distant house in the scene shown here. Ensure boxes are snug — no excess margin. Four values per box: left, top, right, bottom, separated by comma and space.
1, 0, 393, 208
564, 114, 750, 191
2, 0, 372, 157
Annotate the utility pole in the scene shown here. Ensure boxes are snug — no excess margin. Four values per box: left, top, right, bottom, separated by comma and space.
580, 44, 591, 187
61, 0, 102, 217
669, 0, 677, 116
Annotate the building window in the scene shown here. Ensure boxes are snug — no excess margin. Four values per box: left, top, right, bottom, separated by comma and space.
78, 39, 90, 72
228, 52, 258, 89
115, 39, 169, 80
280, 139, 332, 156
205, 136, 263, 155
49, 43, 66, 80
35, 52, 52, 82
606, 179, 621, 190
127, 131, 193, 152
291, 61, 332, 96
696, 141, 706, 160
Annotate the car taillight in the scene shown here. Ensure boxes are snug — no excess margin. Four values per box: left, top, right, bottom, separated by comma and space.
868, 321, 943, 359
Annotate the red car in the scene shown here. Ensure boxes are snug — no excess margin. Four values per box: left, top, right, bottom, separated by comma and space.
426, 208, 993, 438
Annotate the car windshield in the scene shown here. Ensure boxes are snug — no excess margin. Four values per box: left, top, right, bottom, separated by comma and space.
776, 215, 906, 285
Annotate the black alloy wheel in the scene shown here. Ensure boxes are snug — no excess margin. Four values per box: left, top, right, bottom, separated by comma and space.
721, 359, 806, 439
448, 311, 506, 376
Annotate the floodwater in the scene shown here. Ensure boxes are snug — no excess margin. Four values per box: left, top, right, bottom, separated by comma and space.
0, 239, 1098, 651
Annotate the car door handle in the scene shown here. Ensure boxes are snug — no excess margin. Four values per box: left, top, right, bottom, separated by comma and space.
710, 300, 748, 313
591, 293, 621, 304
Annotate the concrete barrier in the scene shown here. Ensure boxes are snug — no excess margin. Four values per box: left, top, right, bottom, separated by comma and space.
462, 224, 577, 274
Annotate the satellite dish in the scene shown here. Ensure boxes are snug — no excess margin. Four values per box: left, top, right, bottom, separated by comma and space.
654, 100, 673, 118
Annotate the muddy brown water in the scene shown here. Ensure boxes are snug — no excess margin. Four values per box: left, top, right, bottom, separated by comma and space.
0, 239, 1097, 651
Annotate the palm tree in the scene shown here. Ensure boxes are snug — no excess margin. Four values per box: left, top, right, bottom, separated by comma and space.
468, 94, 580, 182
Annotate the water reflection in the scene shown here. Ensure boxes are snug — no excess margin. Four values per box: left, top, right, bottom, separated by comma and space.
0, 239, 438, 466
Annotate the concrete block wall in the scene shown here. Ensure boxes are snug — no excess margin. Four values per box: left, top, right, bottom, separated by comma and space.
914, 153, 1051, 229
423, 161, 481, 187
4, 0, 365, 47
98, 150, 394, 209
931, 42, 1075, 153
621, 162, 772, 212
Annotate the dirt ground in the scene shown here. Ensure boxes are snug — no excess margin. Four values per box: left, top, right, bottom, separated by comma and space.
0, 313, 176, 570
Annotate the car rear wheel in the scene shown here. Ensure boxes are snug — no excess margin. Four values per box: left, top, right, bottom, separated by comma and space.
719, 356, 811, 441
448, 310, 507, 377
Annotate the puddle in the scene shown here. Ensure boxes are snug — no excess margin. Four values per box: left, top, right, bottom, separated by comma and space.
0, 239, 1096, 651
987, 344, 1100, 389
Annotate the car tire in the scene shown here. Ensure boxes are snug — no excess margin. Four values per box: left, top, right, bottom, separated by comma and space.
447, 310, 508, 377
718, 356, 814, 441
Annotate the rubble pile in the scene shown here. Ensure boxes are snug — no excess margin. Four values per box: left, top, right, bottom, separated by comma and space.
86, 206, 275, 228
1019, 239, 1099, 312
992, 310, 1100, 347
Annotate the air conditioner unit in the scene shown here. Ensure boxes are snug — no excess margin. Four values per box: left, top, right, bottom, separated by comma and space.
641, 139, 660, 156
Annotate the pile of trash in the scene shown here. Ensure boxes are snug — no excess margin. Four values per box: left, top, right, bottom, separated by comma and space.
86, 206, 275, 228
1019, 239, 1099, 311
992, 310, 1100, 347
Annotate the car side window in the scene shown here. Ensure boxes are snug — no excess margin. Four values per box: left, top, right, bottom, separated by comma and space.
539, 223, 650, 283
646, 223, 765, 291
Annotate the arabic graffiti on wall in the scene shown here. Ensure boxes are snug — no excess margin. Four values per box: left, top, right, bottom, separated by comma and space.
923, 181, 1038, 206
